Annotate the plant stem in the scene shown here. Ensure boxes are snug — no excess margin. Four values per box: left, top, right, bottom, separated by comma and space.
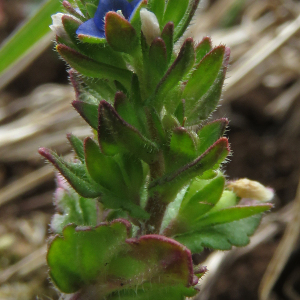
144, 152, 167, 234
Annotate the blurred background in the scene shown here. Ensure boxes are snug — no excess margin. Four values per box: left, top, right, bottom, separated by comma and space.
0, 0, 299, 299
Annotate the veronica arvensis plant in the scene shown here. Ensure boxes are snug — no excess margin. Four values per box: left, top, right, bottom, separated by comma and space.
41, 0, 274, 299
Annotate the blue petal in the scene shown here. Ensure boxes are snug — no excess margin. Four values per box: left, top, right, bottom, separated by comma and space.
76, 18, 105, 38
94, 0, 133, 30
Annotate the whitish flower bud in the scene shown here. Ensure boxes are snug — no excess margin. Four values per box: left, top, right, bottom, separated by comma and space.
140, 8, 161, 45
50, 13, 71, 41
228, 178, 274, 202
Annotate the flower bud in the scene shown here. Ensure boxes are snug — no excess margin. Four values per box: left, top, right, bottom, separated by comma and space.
50, 13, 72, 41
140, 8, 160, 45
228, 178, 274, 202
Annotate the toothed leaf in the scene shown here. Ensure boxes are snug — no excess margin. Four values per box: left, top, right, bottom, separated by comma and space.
176, 215, 264, 253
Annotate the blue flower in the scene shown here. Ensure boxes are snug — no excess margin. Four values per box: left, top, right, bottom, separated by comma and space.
77, 0, 142, 39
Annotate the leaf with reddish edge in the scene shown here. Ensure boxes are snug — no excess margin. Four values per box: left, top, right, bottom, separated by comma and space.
62, 15, 127, 69
38, 148, 102, 198
185, 47, 231, 124
98, 100, 159, 163
72, 100, 98, 129
183, 46, 226, 109
161, 22, 174, 64
47, 222, 197, 297
150, 138, 230, 203
197, 118, 228, 155
62, 1, 86, 22
174, 0, 201, 42
148, 37, 168, 86
195, 36, 212, 64
56, 44, 132, 89
105, 12, 138, 54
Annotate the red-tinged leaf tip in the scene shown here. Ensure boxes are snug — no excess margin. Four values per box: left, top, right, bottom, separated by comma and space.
105, 11, 137, 53
113, 91, 127, 109
197, 36, 212, 46
209, 137, 230, 154
162, 22, 174, 35
39, 147, 53, 161
194, 265, 208, 275
111, 218, 132, 236
192, 275, 199, 286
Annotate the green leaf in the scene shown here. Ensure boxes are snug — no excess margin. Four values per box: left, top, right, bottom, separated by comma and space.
39, 148, 102, 198
84, 137, 128, 194
67, 134, 85, 163
148, 38, 168, 86
195, 36, 212, 64
48, 225, 195, 296
197, 118, 228, 155
150, 138, 230, 203
0, 0, 61, 87
108, 285, 197, 300
176, 215, 264, 253
98, 101, 159, 163
114, 92, 143, 132
72, 101, 98, 129
47, 220, 131, 293
161, 22, 174, 64
62, 1, 86, 22
183, 46, 225, 112
163, 0, 189, 28
154, 38, 195, 109
105, 12, 138, 54
179, 175, 225, 223
69, 70, 116, 103
194, 204, 272, 228
170, 127, 197, 159
174, 100, 185, 125
57, 44, 132, 89
128, 0, 148, 34
147, 0, 165, 25
51, 181, 97, 234
174, 0, 201, 42
62, 15, 127, 68
85, 3, 97, 18
114, 155, 144, 200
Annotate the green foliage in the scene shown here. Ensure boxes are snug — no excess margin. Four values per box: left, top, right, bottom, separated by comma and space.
47, 220, 197, 298
35, 0, 274, 298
